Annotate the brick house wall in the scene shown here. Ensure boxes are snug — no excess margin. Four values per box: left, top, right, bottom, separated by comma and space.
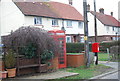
89, 35, 120, 42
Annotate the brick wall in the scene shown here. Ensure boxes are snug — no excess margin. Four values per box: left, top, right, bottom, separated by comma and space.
89, 35, 115, 42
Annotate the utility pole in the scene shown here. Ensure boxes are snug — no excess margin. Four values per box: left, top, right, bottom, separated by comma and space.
83, 0, 90, 68
94, 0, 98, 65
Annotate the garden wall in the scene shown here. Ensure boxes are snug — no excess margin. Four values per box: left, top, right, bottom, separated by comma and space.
67, 53, 85, 67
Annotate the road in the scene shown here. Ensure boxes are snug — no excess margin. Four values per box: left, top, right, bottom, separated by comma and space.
92, 61, 120, 81
101, 71, 119, 79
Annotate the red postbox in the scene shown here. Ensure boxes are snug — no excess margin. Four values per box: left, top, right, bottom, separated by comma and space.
92, 43, 100, 52
48, 30, 66, 69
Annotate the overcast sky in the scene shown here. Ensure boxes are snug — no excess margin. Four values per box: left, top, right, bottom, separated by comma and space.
87, 0, 120, 19
3, 0, 120, 19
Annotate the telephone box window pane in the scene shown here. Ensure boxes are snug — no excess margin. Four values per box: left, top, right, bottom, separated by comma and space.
60, 55, 64, 57
49, 33, 54, 35
58, 38, 64, 40
59, 45, 62, 47
60, 41, 64, 44
56, 33, 64, 35
59, 61, 64, 64
59, 58, 64, 60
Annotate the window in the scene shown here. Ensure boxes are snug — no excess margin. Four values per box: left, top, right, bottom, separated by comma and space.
67, 21, 72, 27
52, 19, 58, 26
78, 22, 83, 28
80, 37, 84, 43
106, 26, 109, 32
66, 36, 71, 43
69, 0, 73, 5
34, 17, 42, 25
112, 27, 115, 31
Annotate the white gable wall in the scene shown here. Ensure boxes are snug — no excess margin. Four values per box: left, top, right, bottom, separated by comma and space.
88, 12, 106, 36
88, 12, 120, 36
0, 0, 25, 36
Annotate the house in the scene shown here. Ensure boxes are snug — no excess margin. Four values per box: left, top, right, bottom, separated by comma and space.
88, 8, 120, 42
0, 0, 84, 43
50, 0, 120, 42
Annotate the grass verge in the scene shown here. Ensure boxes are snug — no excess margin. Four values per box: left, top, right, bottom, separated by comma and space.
98, 53, 109, 61
57, 64, 113, 79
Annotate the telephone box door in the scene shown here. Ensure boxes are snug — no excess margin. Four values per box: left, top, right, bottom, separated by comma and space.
57, 36, 66, 69
48, 30, 66, 69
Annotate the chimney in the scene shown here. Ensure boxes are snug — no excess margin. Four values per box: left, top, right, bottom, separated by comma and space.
99, 8, 104, 14
111, 12, 113, 16
87, 4, 90, 12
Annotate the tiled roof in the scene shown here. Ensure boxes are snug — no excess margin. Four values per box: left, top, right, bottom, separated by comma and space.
14, 1, 83, 21
91, 11, 120, 27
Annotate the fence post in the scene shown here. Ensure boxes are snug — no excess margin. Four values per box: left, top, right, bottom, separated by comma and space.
107, 48, 110, 61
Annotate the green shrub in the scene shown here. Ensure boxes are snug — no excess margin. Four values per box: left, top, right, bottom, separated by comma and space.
66, 43, 84, 53
4, 49, 16, 69
21, 43, 37, 59
66, 40, 120, 53
41, 50, 54, 64
100, 40, 120, 53
66, 43, 92, 53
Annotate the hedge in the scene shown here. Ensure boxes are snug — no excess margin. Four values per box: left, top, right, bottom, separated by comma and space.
66, 43, 84, 53
66, 43, 92, 53
66, 40, 119, 53
100, 40, 120, 52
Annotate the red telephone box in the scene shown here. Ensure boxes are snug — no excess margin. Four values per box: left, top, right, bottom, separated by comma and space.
92, 43, 100, 52
48, 30, 66, 69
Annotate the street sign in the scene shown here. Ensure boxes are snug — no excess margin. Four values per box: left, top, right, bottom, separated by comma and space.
84, 36, 88, 40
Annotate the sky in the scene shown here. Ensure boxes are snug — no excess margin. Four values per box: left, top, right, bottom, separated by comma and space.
2, 0, 120, 20
51, 0, 120, 20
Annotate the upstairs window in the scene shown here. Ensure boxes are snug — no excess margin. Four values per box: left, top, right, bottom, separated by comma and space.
78, 22, 83, 28
34, 17, 42, 25
69, 0, 73, 5
52, 19, 58, 26
67, 21, 72, 27
106, 26, 110, 32
112, 27, 115, 31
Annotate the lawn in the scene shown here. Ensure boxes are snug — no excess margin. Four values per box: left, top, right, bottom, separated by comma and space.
46, 64, 113, 81
57, 64, 113, 79
98, 52, 109, 61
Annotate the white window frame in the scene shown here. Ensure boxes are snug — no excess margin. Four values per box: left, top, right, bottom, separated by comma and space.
66, 36, 71, 43
67, 21, 72, 27
34, 17, 42, 25
112, 27, 115, 31
78, 22, 83, 29
80, 36, 84, 43
52, 19, 58, 26
106, 26, 110, 32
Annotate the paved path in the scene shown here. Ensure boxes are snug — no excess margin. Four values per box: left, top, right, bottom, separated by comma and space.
91, 61, 119, 80
15, 71, 79, 79
100, 71, 119, 79
98, 61, 119, 70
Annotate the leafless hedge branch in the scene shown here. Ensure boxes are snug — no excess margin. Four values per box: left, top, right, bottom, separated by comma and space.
2, 26, 60, 57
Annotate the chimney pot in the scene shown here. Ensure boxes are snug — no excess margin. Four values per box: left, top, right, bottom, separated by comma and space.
87, 4, 90, 12
99, 8, 104, 14
111, 12, 113, 16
